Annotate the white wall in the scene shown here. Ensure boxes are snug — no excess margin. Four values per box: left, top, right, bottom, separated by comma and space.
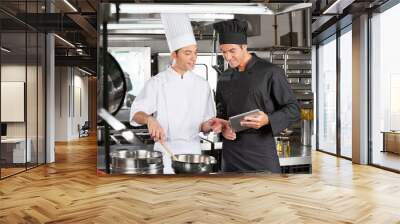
54, 67, 89, 141
1, 63, 46, 164
55, 67, 68, 141
1, 65, 35, 138
72, 73, 89, 138
1, 65, 26, 140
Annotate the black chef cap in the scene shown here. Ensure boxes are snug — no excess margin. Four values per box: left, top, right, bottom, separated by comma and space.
213, 19, 248, 45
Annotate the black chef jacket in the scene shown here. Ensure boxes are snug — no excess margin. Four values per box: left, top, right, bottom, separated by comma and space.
216, 54, 301, 173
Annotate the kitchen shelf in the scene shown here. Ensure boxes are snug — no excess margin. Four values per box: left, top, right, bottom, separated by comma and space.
269, 47, 313, 107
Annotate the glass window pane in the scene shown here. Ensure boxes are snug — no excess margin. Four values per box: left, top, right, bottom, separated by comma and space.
318, 37, 337, 154
27, 31, 38, 169
1, 30, 27, 177
26, 0, 40, 169
1, 1, 46, 178
371, 3, 400, 171
340, 29, 352, 158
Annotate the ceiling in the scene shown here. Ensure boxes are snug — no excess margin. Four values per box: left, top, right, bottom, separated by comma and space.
311, 0, 389, 42
0, 0, 98, 74
0, 0, 393, 75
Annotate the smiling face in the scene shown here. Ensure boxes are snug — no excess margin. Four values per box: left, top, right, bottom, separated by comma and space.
219, 44, 248, 69
171, 44, 198, 72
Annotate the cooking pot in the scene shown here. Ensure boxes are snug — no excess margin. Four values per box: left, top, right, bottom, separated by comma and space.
110, 149, 163, 174
172, 154, 217, 174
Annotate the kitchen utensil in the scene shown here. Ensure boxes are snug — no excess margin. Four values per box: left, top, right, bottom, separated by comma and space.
171, 154, 217, 174
98, 108, 165, 174
110, 149, 163, 174
97, 51, 127, 119
281, 136, 291, 157
280, 128, 293, 136
159, 142, 178, 161
97, 108, 135, 143
99, 108, 217, 174
110, 135, 121, 145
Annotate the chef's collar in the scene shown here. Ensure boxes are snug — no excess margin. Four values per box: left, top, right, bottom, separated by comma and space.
232, 53, 258, 72
244, 53, 258, 71
167, 67, 192, 80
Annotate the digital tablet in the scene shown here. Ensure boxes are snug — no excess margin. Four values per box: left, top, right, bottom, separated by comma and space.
228, 109, 261, 132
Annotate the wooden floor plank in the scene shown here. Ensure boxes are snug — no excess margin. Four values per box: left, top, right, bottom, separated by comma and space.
0, 136, 399, 223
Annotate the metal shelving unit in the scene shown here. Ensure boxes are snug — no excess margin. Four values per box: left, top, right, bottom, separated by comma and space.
270, 47, 313, 106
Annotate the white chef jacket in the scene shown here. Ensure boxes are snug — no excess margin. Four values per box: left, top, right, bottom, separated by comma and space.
130, 67, 216, 174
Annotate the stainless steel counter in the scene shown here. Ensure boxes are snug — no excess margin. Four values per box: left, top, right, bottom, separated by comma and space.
200, 138, 311, 167
278, 146, 311, 166
98, 131, 312, 173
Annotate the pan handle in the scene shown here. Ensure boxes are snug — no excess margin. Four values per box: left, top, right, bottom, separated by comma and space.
98, 108, 127, 131
200, 137, 215, 151
98, 108, 135, 143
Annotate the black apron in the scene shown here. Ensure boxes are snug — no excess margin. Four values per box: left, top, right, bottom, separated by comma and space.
216, 54, 300, 173
222, 132, 281, 173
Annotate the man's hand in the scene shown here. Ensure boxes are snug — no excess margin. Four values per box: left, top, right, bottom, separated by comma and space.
146, 116, 166, 143
240, 111, 269, 129
222, 124, 236, 140
201, 118, 229, 134
202, 117, 237, 140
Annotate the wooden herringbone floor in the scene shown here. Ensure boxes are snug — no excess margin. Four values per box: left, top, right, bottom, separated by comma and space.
1, 136, 400, 224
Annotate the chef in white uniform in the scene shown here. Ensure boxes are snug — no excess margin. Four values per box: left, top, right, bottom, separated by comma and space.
130, 13, 225, 174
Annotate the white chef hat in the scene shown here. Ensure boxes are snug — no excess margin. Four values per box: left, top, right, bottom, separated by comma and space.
161, 13, 196, 52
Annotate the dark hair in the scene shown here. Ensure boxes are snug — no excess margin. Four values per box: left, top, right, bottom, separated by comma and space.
174, 49, 180, 54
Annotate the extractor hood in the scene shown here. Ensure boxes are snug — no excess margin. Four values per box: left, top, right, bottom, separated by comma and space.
108, 3, 312, 16
103, 3, 311, 39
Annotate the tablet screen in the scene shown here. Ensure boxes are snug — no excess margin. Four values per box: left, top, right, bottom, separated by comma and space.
228, 109, 261, 132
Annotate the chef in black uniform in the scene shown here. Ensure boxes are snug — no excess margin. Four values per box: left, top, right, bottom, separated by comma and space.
214, 19, 301, 173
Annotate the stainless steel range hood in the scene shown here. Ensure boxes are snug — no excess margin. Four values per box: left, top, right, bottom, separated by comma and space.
102, 2, 312, 38
109, 3, 311, 15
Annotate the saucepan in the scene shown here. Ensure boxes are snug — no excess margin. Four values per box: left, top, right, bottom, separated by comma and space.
98, 108, 217, 174
159, 143, 217, 174
171, 154, 217, 174
110, 149, 163, 174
